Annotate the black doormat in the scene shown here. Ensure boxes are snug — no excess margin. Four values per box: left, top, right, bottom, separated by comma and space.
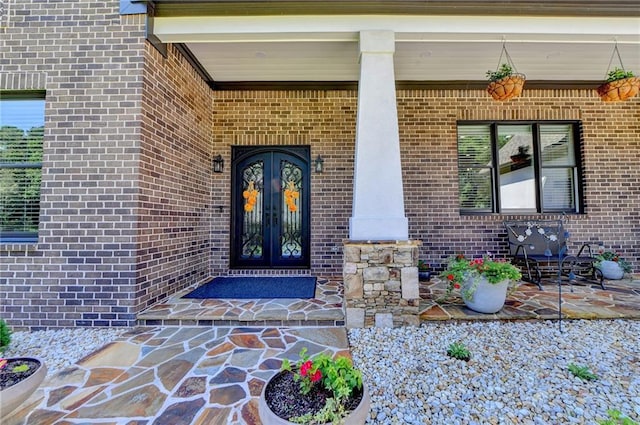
183, 276, 317, 299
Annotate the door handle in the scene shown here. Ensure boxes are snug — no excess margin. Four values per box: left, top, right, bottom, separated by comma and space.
265, 213, 270, 228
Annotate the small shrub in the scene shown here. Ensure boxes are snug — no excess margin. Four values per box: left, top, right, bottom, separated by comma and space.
568, 363, 598, 381
598, 409, 639, 425
0, 319, 11, 353
447, 342, 471, 361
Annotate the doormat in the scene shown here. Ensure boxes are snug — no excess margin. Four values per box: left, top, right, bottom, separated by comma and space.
183, 276, 317, 299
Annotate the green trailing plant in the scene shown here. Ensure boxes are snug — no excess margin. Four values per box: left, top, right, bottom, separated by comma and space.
446, 342, 471, 361
486, 63, 514, 82
0, 319, 11, 354
605, 67, 635, 83
598, 409, 639, 425
568, 363, 598, 381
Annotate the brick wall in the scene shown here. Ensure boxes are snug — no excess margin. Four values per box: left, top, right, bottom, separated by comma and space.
212, 88, 639, 274
136, 43, 214, 311
211, 91, 358, 276
0, 1, 146, 330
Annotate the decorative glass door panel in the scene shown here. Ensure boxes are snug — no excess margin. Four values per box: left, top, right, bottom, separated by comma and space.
231, 147, 310, 268
240, 160, 264, 259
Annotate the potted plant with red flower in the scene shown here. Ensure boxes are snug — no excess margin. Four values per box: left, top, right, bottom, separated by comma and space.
0, 319, 48, 421
259, 347, 370, 424
439, 254, 522, 313
594, 248, 632, 280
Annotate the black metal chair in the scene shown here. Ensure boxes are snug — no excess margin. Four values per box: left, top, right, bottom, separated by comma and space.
504, 220, 605, 290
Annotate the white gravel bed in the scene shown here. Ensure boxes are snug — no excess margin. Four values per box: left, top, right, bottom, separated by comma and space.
349, 319, 640, 425
3, 327, 130, 377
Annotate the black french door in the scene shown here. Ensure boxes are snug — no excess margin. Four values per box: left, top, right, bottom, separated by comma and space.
230, 146, 311, 268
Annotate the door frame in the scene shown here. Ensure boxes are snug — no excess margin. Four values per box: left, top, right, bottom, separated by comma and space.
229, 145, 311, 269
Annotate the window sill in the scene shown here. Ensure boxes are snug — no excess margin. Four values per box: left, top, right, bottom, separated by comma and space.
0, 243, 38, 253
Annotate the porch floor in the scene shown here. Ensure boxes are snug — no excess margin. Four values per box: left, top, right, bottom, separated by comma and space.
136, 278, 345, 327
420, 276, 640, 321
138, 275, 640, 327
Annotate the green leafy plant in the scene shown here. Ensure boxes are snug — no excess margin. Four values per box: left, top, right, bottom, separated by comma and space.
486, 63, 514, 82
281, 348, 363, 424
418, 260, 429, 272
568, 363, 598, 381
595, 248, 632, 274
0, 319, 11, 354
605, 67, 635, 83
439, 254, 522, 301
447, 342, 471, 361
598, 409, 639, 425
11, 364, 30, 373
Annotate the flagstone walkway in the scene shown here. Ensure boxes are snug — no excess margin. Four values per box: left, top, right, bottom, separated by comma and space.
5, 326, 350, 425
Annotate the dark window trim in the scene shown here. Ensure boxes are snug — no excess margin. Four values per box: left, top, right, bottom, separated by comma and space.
0, 92, 46, 244
457, 120, 584, 215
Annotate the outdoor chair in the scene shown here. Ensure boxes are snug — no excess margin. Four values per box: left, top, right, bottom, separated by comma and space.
503, 219, 605, 290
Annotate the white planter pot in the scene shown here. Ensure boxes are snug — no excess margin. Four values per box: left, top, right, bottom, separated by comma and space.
0, 357, 47, 420
598, 260, 624, 280
462, 277, 509, 314
259, 370, 370, 425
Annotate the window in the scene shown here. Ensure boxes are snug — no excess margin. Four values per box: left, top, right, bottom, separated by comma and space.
0, 94, 45, 242
457, 121, 582, 214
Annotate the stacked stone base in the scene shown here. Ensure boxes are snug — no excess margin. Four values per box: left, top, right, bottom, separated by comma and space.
343, 240, 421, 328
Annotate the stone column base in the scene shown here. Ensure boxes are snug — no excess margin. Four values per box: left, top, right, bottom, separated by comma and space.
343, 240, 421, 328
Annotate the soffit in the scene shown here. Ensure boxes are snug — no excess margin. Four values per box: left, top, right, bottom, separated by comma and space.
151, 14, 640, 84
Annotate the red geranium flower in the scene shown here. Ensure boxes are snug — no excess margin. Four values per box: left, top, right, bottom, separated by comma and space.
300, 360, 313, 377
447, 274, 454, 281
310, 369, 322, 383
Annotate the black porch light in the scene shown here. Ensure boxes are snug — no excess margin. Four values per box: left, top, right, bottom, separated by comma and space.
212, 155, 224, 173
314, 154, 324, 173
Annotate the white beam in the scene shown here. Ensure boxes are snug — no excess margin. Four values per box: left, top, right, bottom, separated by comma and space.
153, 15, 640, 44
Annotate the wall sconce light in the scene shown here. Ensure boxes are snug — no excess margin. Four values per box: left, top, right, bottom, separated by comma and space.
314, 155, 324, 173
212, 155, 224, 173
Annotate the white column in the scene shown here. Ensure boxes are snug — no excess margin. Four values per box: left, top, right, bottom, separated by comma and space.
350, 30, 408, 241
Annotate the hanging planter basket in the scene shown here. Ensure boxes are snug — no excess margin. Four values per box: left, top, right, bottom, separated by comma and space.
486, 43, 526, 101
596, 43, 639, 102
597, 76, 640, 102
487, 74, 526, 101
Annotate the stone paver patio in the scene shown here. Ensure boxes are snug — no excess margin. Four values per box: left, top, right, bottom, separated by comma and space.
4, 275, 639, 424
5, 326, 350, 425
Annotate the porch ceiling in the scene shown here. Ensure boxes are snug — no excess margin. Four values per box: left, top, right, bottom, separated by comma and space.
151, 12, 640, 86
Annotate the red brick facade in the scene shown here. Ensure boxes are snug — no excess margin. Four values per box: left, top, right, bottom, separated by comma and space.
212, 89, 639, 275
1, 1, 638, 329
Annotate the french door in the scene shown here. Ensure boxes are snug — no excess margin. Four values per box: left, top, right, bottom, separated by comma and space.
230, 146, 310, 268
